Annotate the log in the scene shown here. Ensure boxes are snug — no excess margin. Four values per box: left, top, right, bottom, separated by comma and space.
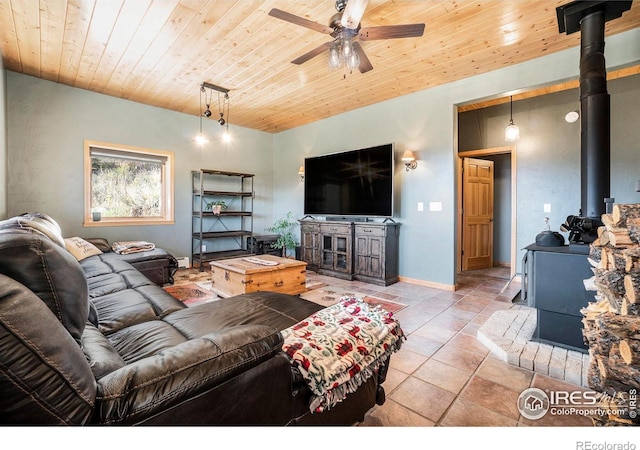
624, 273, 640, 304
619, 339, 640, 365
624, 247, 640, 273
608, 230, 634, 247
598, 227, 610, 246
612, 203, 640, 228
590, 244, 603, 264
595, 269, 626, 313
602, 246, 627, 271
621, 298, 640, 316
606, 344, 640, 389
628, 217, 640, 245
595, 313, 640, 339
602, 213, 617, 230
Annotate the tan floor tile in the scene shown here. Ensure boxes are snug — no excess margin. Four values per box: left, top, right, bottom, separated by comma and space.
426, 315, 468, 332
359, 400, 436, 427
412, 324, 458, 344
440, 397, 518, 426
460, 322, 481, 336
414, 358, 473, 394
382, 366, 409, 394
476, 356, 534, 393
399, 334, 443, 357
443, 333, 490, 356
389, 348, 428, 374
432, 346, 486, 372
390, 377, 456, 423
461, 376, 521, 420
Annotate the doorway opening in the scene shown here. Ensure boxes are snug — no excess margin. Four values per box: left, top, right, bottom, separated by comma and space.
456, 146, 517, 281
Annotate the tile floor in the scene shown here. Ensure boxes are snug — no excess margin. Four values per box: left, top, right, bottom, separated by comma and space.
173, 265, 595, 427
300, 268, 594, 427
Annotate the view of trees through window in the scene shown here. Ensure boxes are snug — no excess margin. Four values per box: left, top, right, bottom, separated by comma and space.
91, 155, 163, 218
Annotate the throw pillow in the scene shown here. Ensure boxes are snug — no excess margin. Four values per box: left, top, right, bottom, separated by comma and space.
65, 237, 103, 261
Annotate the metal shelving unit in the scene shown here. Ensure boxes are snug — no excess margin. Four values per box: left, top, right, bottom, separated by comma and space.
191, 169, 254, 270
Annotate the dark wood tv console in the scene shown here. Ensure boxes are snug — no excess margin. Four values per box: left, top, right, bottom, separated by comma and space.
299, 219, 400, 286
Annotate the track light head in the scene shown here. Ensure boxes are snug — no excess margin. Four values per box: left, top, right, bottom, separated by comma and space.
218, 113, 225, 126
203, 107, 212, 118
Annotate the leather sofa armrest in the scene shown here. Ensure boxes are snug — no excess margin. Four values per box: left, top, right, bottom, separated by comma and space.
94, 324, 285, 424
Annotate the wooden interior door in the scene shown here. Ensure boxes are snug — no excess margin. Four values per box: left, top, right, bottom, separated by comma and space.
462, 157, 494, 271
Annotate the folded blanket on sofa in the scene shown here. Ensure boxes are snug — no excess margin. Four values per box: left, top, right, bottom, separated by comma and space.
111, 240, 155, 254
281, 296, 405, 413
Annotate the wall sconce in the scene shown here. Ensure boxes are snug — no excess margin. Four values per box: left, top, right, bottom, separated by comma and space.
505, 95, 520, 142
401, 150, 417, 172
298, 165, 305, 182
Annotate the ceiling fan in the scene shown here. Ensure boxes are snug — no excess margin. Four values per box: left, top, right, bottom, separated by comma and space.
269, 0, 425, 74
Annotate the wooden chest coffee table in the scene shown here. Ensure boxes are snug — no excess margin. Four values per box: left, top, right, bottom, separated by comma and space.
209, 254, 307, 298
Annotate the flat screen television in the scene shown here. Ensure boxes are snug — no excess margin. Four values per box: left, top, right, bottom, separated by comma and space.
304, 143, 394, 218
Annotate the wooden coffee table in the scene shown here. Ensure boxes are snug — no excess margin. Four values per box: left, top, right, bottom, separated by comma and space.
209, 254, 307, 298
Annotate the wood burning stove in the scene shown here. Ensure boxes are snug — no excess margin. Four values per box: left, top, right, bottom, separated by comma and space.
524, 1, 633, 351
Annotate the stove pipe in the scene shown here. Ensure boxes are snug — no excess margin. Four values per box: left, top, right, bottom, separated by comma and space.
579, 10, 609, 219
557, 1, 632, 220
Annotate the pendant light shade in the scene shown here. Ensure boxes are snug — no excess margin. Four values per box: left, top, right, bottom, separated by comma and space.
505, 95, 520, 142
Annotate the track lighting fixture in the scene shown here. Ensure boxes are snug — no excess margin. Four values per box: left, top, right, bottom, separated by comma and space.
195, 82, 231, 144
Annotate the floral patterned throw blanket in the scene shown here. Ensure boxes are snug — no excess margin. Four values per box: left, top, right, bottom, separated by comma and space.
281, 296, 405, 413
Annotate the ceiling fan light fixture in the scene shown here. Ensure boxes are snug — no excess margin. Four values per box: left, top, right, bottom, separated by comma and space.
341, 36, 353, 58
347, 48, 360, 69
328, 44, 341, 69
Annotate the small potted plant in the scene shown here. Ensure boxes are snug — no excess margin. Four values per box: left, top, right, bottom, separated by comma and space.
206, 200, 227, 215
266, 211, 298, 258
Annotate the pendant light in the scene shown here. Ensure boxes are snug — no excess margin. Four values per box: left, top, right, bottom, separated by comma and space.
193, 85, 208, 146
505, 95, 520, 142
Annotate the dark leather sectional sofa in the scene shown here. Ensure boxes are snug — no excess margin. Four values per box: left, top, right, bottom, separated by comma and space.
0, 214, 390, 425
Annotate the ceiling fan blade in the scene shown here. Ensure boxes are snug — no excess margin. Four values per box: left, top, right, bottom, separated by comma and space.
359, 23, 425, 40
291, 42, 332, 65
341, 0, 369, 30
268, 8, 333, 34
353, 41, 373, 73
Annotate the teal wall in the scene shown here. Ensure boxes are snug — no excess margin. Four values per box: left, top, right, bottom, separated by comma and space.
4, 28, 640, 287
459, 74, 640, 273
6, 73, 275, 259
272, 28, 640, 288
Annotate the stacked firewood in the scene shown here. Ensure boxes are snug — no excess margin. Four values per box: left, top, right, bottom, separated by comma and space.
582, 203, 640, 426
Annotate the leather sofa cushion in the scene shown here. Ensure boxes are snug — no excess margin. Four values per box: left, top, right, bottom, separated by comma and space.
0, 274, 96, 424
0, 212, 65, 248
0, 230, 89, 343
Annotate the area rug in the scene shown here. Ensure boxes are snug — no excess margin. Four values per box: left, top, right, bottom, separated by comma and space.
300, 286, 407, 313
163, 283, 217, 306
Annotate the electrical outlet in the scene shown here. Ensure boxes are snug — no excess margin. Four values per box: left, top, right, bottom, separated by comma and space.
418, 202, 424, 211
544, 203, 551, 213
201, 244, 207, 252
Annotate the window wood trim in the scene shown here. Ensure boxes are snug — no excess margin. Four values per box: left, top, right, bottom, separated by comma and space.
83, 140, 175, 227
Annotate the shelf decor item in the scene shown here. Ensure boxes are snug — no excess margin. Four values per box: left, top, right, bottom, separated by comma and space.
206, 200, 227, 215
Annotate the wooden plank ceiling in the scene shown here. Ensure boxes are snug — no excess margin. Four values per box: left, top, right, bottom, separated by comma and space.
0, 0, 639, 133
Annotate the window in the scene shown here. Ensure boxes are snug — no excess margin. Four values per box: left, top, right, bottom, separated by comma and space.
84, 140, 174, 226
